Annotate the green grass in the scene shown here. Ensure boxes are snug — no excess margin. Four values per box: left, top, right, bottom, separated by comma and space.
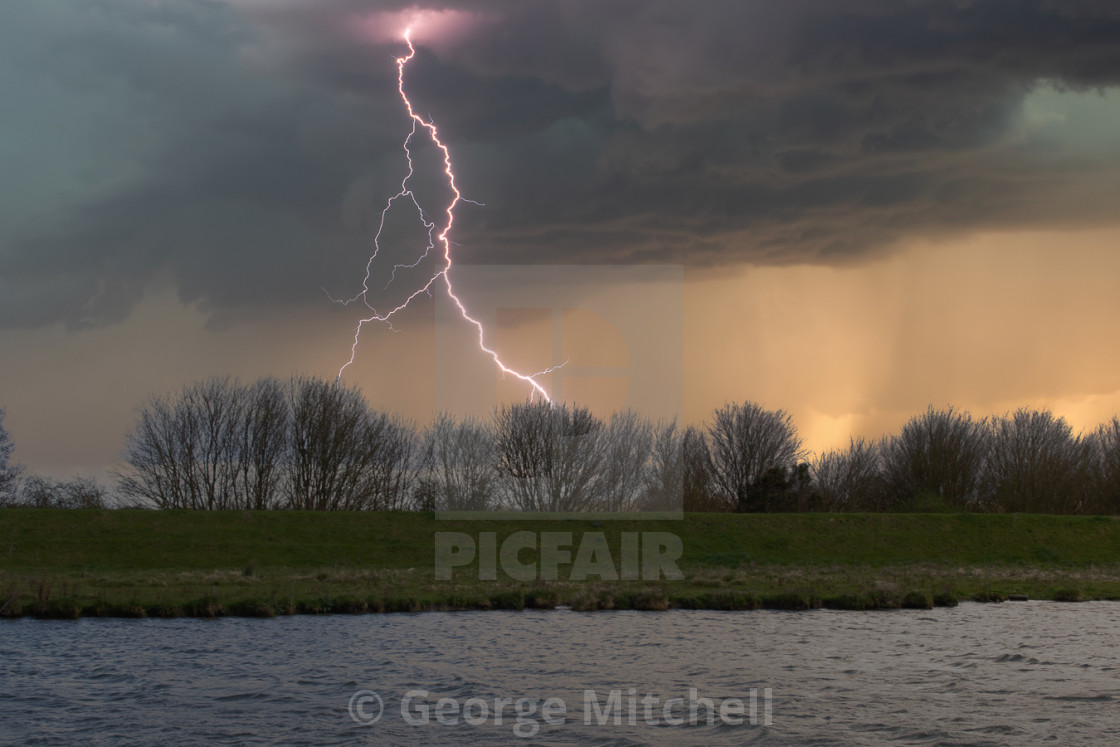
2, 509, 1120, 618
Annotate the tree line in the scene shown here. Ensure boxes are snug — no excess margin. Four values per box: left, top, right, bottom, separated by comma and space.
3, 379, 1120, 514
111, 376, 684, 512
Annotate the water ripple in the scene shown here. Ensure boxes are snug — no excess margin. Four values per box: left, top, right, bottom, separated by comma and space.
2, 603, 1119, 744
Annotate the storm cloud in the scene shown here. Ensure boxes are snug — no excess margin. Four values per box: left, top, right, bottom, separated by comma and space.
3, 0, 1120, 329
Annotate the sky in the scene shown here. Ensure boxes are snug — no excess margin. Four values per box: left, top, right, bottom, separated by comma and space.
3, 0, 1120, 482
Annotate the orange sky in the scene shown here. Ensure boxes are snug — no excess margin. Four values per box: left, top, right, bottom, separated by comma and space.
5, 225, 1120, 481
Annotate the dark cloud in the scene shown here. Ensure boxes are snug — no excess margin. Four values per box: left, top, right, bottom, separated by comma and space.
3, 0, 1120, 329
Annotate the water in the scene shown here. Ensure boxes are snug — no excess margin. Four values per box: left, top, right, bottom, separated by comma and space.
3, 603, 1120, 745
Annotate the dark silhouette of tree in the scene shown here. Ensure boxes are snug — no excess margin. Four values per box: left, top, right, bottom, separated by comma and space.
119, 375, 411, 510
494, 401, 604, 511
641, 419, 686, 511
0, 409, 23, 505
119, 377, 242, 510
285, 377, 414, 511
790, 462, 817, 510
739, 462, 817, 512
19, 475, 109, 509
813, 437, 884, 511
707, 402, 807, 512
119, 376, 277, 510
749, 466, 793, 512
598, 409, 655, 511
1087, 417, 1120, 514
983, 408, 1090, 514
185, 376, 242, 509
880, 405, 987, 510
105, 384, 1120, 516
415, 413, 497, 511
680, 426, 722, 511
233, 378, 289, 511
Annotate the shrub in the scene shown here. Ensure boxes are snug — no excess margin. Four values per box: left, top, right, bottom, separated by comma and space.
621, 590, 670, 611
881, 406, 987, 510
525, 589, 559, 609
902, 591, 933, 609
146, 603, 185, 618
971, 591, 1007, 603
488, 591, 525, 610
227, 599, 276, 617
984, 409, 1092, 514
823, 594, 870, 611
760, 592, 820, 610
186, 596, 223, 618
32, 598, 82, 620
813, 438, 883, 511
707, 402, 807, 512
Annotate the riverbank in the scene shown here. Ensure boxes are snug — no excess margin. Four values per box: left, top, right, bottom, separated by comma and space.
3, 510, 1120, 618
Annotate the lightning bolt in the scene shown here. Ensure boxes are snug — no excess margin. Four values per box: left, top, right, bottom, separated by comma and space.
335, 28, 557, 403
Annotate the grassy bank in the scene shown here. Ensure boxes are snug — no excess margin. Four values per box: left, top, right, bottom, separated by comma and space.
3, 509, 1120, 618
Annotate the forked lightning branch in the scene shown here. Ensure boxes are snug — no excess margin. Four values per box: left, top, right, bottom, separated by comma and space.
335, 28, 559, 401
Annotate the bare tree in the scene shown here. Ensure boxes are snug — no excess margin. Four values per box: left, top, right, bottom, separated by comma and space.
285, 376, 366, 510
285, 377, 414, 510
707, 402, 807, 512
18, 475, 110, 509
1086, 417, 1120, 514
365, 413, 417, 511
641, 419, 685, 511
118, 393, 177, 508
416, 413, 497, 511
184, 376, 243, 509
598, 409, 655, 511
983, 408, 1091, 514
0, 409, 21, 506
494, 401, 604, 512
229, 378, 289, 510
118, 377, 245, 510
681, 426, 723, 511
880, 405, 987, 510
812, 437, 883, 511
119, 375, 412, 511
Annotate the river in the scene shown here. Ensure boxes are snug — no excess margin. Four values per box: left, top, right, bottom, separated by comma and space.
3, 602, 1119, 744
